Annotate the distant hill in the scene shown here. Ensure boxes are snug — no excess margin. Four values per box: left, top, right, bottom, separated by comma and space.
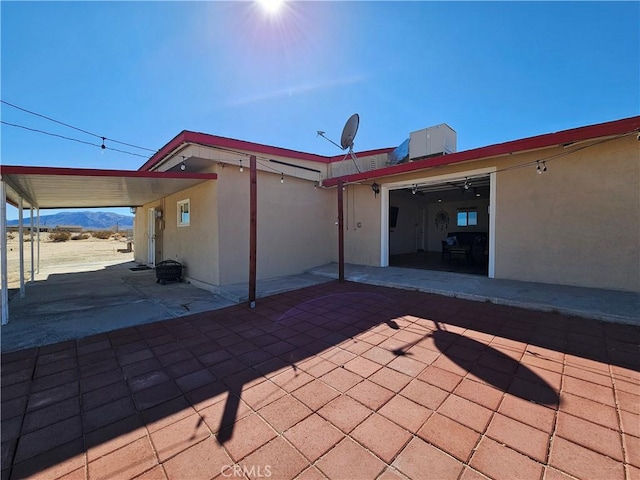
7, 211, 134, 230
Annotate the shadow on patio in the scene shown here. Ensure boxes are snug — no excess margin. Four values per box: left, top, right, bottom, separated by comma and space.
1, 281, 638, 479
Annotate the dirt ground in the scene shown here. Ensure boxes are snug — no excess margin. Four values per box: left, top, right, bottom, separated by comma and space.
4, 233, 134, 287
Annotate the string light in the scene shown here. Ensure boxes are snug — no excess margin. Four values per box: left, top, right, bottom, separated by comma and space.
180, 156, 186, 171
239, 159, 244, 172
101, 137, 106, 154
280, 173, 284, 184
411, 184, 417, 195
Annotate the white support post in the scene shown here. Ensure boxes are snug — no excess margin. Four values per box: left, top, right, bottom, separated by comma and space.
30, 206, 35, 282
36, 207, 40, 274
19, 197, 25, 298
1, 179, 8, 325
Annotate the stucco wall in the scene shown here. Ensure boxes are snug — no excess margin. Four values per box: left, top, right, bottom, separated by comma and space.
494, 136, 639, 292
343, 184, 382, 266
217, 168, 336, 285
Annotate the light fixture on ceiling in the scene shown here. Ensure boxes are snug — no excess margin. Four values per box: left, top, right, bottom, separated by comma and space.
474, 188, 480, 197
239, 159, 244, 173
411, 184, 418, 195
536, 160, 547, 174
180, 157, 186, 171
463, 178, 470, 190
280, 173, 284, 184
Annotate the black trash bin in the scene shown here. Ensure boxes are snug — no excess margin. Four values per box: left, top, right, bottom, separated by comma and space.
155, 260, 183, 285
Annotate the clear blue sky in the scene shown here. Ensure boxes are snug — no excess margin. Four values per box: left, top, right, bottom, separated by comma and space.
2, 1, 638, 220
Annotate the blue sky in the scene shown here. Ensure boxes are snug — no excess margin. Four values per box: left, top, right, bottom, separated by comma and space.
2, 1, 638, 220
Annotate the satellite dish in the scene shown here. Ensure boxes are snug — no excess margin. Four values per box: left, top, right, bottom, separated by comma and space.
316, 113, 362, 173
340, 113, 359, 151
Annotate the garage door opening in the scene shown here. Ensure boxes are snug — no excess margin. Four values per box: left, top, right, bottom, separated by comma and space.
387, 175, 491, 276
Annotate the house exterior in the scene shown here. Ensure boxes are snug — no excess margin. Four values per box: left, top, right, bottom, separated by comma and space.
133, 116, 640, 293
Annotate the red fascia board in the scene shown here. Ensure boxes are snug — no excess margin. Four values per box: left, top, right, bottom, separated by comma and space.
323, 116, 640, 187
0, 165, 217, 180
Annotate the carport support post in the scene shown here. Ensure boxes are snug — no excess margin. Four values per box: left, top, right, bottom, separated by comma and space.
18, 197, 24, 298
30, 206, 34, 282
338, 180, 345, 283
248, 155, 257, 308
1, 179, 8, 325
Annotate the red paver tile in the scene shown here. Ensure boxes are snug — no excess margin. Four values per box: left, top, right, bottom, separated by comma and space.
284, 414, 343, 462
57, 466, 87, 480
317, 394, 372, 433
432, 355, 474, 377
549, 437, 625, 480
185, 382, 232, 411
543, 466, 575, 480
392, 437, 464, 480
369, 367, 413, 392
618, 389, 640, 415
163, 437, 232, 480
86, 414, 146, 462
241, 436, 308, 480
142, 395, 196, 433
270, 368, 314, 392
387, 355, 428, 377
320, 347, 357, 366
627, 464, 640, 480
22, 397, 80, 434
454, 378, 504, 410
133, 466, 167, 480
400, 379, 449, 410
200, 394, 253, 434
346, 379, 394, 410
258, 394, 312, 432
296, 357, 336, 378
437, 394, 493, 433
418, 365, 464, 392
83, 396, 137, 432
88, 436, 157, 480
340, 338, 373, 355
295, 466, 327, 480
620, 410, 640, 437
149, 413, 211, 462
417, 412, 480, 462
361, 345, 397, 366
342, 356, 382, 378
405, 345, 440, 365
133, 381, 183, 411
625, 433, 640, 468
241, 380, 286, 410
14, 415, 82, 463
563, 375, 616, 406
218, 413, 277, 462
316, 437, 385, 480
555, 411, 623, 461
378, 394, 432, 432
27, 382, 79, 412
498, 394, 556, 433
292, 380, 340, 411
175, 369, 217, 394
485, 413, 550, 462
559, 391, 619, 430
459, 466, 492, 480
351, 413, 411, 463
319, 367, 363, 393
470, 437, 543, 480
10, 438, 85, 480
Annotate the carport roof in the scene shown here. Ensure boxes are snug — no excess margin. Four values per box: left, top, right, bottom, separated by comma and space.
0, 165, 217, 209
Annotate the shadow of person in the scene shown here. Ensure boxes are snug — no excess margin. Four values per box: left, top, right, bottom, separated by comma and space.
392, 322, 560, 407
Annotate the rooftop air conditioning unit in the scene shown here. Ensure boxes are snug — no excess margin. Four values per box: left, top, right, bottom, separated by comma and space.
409, 123, 457, 160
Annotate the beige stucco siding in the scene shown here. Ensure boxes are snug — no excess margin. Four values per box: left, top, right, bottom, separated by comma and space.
343, 184, 382, 266
495, 136, 639, 292
217, 168, 336, 285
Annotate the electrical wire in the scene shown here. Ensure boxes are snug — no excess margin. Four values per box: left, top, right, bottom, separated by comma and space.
0, 99, 156, 152
0, 120, 150, 158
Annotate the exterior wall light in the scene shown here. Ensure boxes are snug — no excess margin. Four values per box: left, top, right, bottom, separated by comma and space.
371, 182, 380, 198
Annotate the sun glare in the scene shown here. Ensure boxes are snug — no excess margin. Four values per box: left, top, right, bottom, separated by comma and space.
259, 0, 284, 15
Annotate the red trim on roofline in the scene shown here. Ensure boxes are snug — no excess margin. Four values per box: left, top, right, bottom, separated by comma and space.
0, 165, 217, 180
138, 130, 395, 171
323, 116, 640, 187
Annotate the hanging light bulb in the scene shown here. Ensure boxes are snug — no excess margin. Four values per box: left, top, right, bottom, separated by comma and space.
101, 137, 106, 153
464, 178, 470, 190
537, 161, 542, 174
411, 184, 417, 195
239, 159, 244, 173
280, 173, 284, 184
542, 161, 547, 172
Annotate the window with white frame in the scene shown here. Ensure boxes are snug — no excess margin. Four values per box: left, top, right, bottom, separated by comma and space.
457, 208, 477, 227
177, 199, 190, 227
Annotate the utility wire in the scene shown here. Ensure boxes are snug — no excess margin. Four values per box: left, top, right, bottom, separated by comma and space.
0, 120, 150, 158
0, 99, 157, 152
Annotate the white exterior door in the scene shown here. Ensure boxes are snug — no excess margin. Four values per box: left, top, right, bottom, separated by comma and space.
147, 208, 156, 266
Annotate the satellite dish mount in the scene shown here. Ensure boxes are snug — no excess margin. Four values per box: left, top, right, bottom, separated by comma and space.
317, 113, 362, 173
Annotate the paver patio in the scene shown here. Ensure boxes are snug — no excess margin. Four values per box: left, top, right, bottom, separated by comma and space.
1, 281, 638, 480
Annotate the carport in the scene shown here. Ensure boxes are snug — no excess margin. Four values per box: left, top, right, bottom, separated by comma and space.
0, 165, 217, 324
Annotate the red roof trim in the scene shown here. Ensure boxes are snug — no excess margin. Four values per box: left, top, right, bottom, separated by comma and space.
139, 130, 396, 172
323, 116, 640, 187
0, 165, 217, 180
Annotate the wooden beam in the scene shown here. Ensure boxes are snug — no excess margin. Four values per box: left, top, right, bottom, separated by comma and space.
338, 180, 345, 283
249, 155, 257, 307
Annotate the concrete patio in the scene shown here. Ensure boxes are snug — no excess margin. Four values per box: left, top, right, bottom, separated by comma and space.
1, 280, 638, 479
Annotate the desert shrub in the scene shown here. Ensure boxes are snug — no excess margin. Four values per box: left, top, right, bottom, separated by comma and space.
50, 231, 71, 242
7, 233, 14, 240
91, 230, 114, 240
71, 233, 90, 241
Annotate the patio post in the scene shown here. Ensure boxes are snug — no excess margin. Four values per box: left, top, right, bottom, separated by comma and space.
1, 179, 8, 325
338, 180, 345, 283
36, 207, 40, 274
18, 197, 24, 298
30, 206, 34, 282
249, 155, 257, 308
